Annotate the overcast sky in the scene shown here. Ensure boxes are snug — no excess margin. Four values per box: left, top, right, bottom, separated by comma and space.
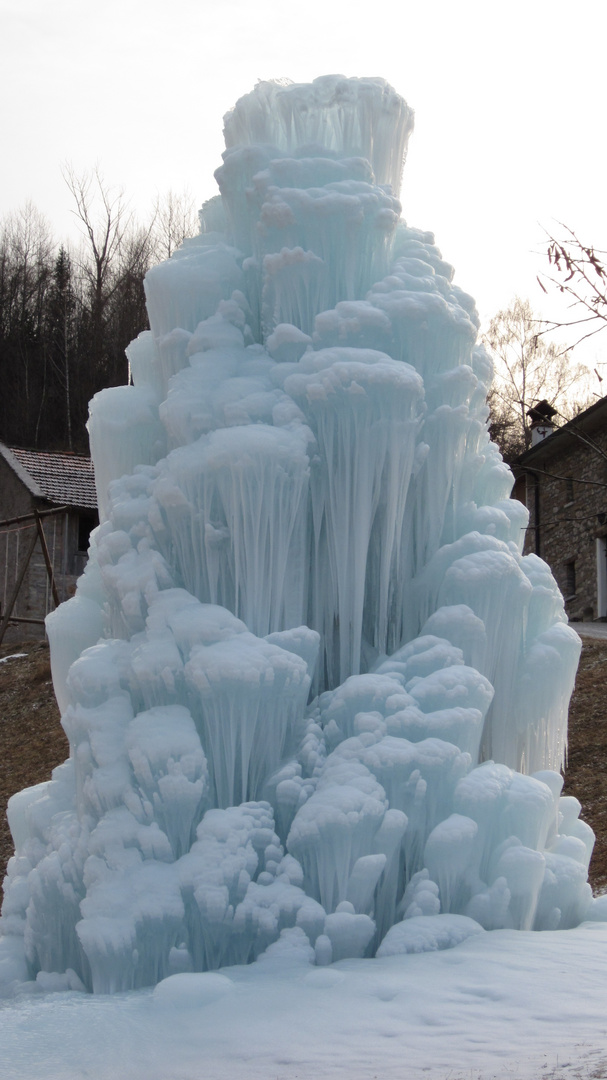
2, 0, 606, 368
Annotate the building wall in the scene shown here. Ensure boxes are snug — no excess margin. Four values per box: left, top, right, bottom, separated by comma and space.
0, 454, 34, 521
522, 421, 607, 621
0, 457, 90, 639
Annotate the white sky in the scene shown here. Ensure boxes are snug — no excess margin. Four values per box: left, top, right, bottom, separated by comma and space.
2, 0, 607, 368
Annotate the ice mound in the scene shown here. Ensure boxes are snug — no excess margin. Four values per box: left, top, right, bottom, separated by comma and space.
376, 913, 485, 956
0, 77, 592, 996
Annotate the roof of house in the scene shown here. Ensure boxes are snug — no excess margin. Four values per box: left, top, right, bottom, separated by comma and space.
0, 444, 98, 510
517, 395, 607, 468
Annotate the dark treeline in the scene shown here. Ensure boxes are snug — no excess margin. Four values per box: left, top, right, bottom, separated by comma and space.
0, 174, 198, 454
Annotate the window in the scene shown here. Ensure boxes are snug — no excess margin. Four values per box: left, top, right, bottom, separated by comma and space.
77, 511, 99, 554
565, 560, 576, 598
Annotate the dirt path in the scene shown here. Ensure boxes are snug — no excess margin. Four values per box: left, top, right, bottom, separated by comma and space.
0, 639, 65, 885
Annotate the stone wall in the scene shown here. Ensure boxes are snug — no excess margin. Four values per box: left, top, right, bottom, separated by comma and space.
521, 417, 607, 621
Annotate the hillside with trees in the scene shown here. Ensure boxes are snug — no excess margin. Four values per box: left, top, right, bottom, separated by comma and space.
0, 177, 198, 454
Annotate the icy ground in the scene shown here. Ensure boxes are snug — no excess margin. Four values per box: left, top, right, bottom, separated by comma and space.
2, 923, 607, 1080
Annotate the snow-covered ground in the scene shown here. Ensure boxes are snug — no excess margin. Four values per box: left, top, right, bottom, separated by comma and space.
1, 922, 606, 1080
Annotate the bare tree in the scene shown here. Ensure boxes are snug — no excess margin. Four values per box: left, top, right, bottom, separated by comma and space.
539, 224, 607, 353
63, 165, 155, 389
151, 187, 199, 261
0, 203, 54, 446
42, 247, 78, 450
63, 165, 132, 366
483, 297, 591, 460
0, 202, 54, 337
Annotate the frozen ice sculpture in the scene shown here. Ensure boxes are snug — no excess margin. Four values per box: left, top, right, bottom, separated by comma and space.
0, 77, 595, 995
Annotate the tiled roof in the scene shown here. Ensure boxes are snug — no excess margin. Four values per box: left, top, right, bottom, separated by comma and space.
8, 447, 98, 510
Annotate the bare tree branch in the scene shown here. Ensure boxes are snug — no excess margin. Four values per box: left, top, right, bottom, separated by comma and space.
538, 223, 607, 350
482, 297, 591, 460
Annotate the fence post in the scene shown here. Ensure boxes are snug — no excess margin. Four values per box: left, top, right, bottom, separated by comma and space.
34, 509, 60, 608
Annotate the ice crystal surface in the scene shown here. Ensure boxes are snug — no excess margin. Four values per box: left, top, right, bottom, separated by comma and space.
0, 77, 589, 995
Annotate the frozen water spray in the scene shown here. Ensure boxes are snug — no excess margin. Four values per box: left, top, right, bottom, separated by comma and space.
0, 77, 593, 995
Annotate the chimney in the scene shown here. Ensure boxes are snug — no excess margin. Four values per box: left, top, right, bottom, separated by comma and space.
527, 400, 557, 446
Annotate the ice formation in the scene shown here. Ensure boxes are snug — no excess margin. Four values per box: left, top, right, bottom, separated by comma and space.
0, 76, 595, 996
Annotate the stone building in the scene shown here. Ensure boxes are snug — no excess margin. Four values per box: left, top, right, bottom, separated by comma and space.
0, 443, 98, 639
516, 397, 607, 622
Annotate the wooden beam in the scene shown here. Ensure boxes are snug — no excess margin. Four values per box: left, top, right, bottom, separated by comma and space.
0, 505, 69, 529
5, 615, 45, 625
34, 509, 60, 608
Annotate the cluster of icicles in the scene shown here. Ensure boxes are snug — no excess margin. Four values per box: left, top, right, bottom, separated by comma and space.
0, 77, 598, 996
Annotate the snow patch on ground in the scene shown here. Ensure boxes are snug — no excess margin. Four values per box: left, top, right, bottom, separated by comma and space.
1, 923, 607, 1080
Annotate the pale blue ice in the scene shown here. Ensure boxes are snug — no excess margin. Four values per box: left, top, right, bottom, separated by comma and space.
0, 77, 599, 1003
